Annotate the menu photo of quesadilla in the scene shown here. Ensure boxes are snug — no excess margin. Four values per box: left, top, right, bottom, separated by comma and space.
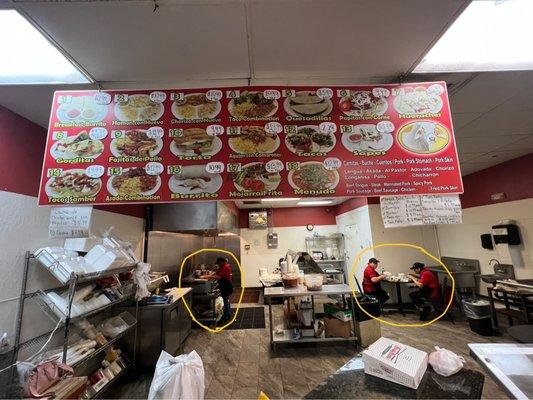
284, 91, 333, 118
397, 121, 450, 154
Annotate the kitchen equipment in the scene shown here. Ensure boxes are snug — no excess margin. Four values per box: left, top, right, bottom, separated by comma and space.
312, 251, 324, 261
324, 268, 344, 284
304, 274, 323, 291
282, 274, 299, 288
480, 261, 515, 286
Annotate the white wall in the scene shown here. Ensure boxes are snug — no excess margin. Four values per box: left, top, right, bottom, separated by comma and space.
0, 190, 144, 338
335, 205, 374, 288
239, 225, 338, 287
436, 198, 533, 295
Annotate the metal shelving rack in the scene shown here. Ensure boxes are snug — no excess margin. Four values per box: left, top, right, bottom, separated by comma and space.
10, 251, 139, 394
305, 233, 347, 282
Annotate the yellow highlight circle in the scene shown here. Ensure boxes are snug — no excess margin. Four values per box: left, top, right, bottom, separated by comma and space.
178, 248, 244, 333
349, 243, 455, 328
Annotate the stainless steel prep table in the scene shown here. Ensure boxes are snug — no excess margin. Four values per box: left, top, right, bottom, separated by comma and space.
264, 284, 358, 349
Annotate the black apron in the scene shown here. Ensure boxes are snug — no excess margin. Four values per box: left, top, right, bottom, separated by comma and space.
218, 278, 233, 298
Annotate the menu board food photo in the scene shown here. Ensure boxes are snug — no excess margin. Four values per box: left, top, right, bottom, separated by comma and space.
39, 83, 463, 205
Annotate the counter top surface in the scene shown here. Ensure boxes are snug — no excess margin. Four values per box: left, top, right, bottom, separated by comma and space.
305, 357, 484, 399
141, 287, 192, 308
264, 283, 353, 297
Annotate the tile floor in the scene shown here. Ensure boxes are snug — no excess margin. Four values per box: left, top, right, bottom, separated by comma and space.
109, 303, 513, 399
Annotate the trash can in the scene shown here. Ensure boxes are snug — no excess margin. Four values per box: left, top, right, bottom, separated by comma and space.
354, 294, 381, 321
462, 299, 493, 336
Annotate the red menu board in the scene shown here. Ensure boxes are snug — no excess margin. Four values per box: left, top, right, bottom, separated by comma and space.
38, 83, 463, 206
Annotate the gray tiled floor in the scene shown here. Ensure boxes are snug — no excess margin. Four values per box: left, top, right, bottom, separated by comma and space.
108, 304, 512, 399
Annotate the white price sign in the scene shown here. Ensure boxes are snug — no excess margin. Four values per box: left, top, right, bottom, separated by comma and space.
147, 127, 164, 139
376, 121, 395, 133
323, 157, 341, 170
206, 89, 223, 102
427, 83, 444, 97
145, 162, 164, 176
149, 91, 167, 103
265, 159, 284, 173
372, 87, 390, 98
206, 125, 224, 136
319, 122, 337, 134
316, 87, 333, 99
89, 127, 108, 140
49, 206, 93, 239
263, 89, 281, 100
264, 122, 282, 134
85, 165, 105, 178
206, 162, 225, 174
93, 92, 111, 105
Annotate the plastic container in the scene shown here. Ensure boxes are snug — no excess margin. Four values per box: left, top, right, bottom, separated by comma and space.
282, 274, 298, 288
468, 316, 493, 336
304, 274, 323, 291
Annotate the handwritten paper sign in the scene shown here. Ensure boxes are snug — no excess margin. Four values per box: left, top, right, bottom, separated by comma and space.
380, 195, 462, 228
49, 206, 93, 238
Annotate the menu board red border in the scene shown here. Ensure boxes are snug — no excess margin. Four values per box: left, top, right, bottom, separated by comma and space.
38, 82, 463, 206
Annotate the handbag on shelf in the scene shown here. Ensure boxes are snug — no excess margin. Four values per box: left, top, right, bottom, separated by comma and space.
23, 359, 74, 398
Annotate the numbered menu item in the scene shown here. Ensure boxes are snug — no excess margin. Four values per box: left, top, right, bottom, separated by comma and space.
393, 85, 444, 115
107, 167, 160, 197
170, 128, 222, 157
51, 131, 104, 160
56, 96, 108, 124
339, 91, 388, 118
168, 165, 223, 195
286, 125, 336, 155
231, 162, 281, 193
228, 91, 278, 119
341, 124, 393, 153
46, 169, 102, 199
288, 162, 339, 191
114, 94, 164, 122
284, 91, 333, 117
228, 126, 280, 155
397, 121, 450, 154
171, 93, 221, 120
110, 130, 163, 158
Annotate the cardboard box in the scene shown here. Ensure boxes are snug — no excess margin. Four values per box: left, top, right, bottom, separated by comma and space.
355, 318, 381, 347
324, 316, 351, 339
324, 303, 353, 322
362, 337, 428, 389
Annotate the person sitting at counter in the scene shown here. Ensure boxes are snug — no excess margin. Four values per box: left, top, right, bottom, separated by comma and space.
409, 262, 441, 321
363, 258, 389, 305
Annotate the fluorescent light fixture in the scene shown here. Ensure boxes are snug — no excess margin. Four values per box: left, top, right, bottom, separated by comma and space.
0, 10, 89, 84
296, 200, 333, 206
261, 198, 301, 202
414, 0, 533, 73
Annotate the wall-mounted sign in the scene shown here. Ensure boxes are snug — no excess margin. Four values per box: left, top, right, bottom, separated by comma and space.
49, 206, 93, 238
39, 83, 463, 205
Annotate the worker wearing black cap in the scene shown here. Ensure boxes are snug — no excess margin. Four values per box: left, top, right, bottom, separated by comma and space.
362, 258, 389, 305
409, 262, 441, 320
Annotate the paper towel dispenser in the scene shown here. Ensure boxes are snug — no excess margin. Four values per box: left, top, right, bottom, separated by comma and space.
491, 224, 521, 245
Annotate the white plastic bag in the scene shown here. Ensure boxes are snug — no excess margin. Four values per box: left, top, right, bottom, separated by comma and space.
428, 346, 465, 377
148, 350, 205, 400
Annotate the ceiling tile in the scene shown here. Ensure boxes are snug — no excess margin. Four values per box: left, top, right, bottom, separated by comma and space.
454, 111, 533, 138
492, 87, 533, 113
459, 161, 497, 176
496, 134, 533, 151
456, 135, 528, 153
457, 152, 487, 163
467, 149, 532, 164
18, 2, 251, 82
451, 112, 483, 130
450, 71, 533, 114
249, 0, 468, 79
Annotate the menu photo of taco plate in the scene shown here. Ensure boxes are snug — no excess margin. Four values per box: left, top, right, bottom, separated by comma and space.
168, 165, 223, 196
45, 169, 102, 199
230, 162, 281, 193
285, 125, 336, 156
170, 127, 222, 158
107, 167, 161, 197
50, 131, 104, 161
228, 125, 280, 156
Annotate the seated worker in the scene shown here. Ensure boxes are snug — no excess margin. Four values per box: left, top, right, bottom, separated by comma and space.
362, 258, 389, 305
409, 262, 441, 321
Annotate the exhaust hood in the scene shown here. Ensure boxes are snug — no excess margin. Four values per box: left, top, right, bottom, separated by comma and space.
151, 201, 239, 236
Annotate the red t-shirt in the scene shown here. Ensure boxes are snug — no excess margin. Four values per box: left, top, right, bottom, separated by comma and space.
419, 268, 440, 300
363, 264, 380, 293
218, 262, 233, 283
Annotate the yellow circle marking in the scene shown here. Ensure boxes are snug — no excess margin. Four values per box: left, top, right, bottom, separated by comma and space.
349, 243, 455, 327
178, 248, 244, 333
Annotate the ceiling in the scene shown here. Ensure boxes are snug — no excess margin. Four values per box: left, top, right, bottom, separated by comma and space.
1, 0, 532, 179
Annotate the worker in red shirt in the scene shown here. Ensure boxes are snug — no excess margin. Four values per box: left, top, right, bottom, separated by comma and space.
362, 258, 389, 305
214, 257, 233, 323
409, 262, 441, 321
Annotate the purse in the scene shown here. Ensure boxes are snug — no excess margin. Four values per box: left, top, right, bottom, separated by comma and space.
23, 359, 74, 398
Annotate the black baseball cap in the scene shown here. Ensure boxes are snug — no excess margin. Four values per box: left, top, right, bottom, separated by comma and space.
369, 258, 380, 264
410, 262, 425, 270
